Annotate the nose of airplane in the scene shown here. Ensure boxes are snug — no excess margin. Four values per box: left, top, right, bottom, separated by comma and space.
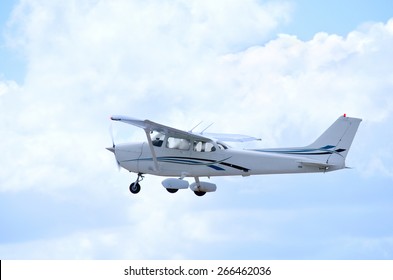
106, 146, 121, 170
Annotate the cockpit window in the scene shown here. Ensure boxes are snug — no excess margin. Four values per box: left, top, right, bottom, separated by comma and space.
193, 141, 216, 152
167, 137, 191, 150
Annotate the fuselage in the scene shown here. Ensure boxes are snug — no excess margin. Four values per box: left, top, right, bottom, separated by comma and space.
114, 140, 339, 178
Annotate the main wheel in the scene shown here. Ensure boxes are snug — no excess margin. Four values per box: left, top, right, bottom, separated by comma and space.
166, 188, 179, 194
129, 182, 141, 194
194, 191, 206, 197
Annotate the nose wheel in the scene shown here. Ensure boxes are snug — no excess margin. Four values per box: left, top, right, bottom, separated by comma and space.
129, 182, 141, 194
129, 173, 144, 194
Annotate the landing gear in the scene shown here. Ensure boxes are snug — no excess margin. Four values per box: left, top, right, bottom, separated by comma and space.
129, 173, 144, 194
129, 182, 141, 194
191, 177, 208, 196
194, 191, 206, 197
166, 188, 179, 194
127, 174, 212, 197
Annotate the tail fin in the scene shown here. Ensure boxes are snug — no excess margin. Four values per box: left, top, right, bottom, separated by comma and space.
305, 115, 362, 166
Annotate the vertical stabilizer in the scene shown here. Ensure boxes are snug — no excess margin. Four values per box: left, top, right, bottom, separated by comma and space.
305, 115, 362, 165
255, 115, 362, 169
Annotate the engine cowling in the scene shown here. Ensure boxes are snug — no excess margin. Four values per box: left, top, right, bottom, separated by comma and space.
161, 178, 189, 190
190, 181, 217, 193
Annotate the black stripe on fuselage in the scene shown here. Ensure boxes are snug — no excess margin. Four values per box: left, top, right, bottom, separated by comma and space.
137, 156, 250, 172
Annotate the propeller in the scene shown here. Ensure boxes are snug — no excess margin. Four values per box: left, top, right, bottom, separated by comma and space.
107, 124, 121, 170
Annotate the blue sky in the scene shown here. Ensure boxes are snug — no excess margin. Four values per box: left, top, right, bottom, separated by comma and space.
281, 0, 393, 39
1, 0, 393, 260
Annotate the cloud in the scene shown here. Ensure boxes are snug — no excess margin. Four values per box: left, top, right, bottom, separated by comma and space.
215, 20, 393, 127
1, 0, 292, 192
1, 0, 393, 259
0, 80, 19, 96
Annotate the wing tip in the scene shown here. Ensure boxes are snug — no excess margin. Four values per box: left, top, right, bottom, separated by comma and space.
110, 115, 123, 121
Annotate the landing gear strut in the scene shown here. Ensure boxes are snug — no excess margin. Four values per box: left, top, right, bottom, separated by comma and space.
192, 177, 207, 196
129, 173, 144, 194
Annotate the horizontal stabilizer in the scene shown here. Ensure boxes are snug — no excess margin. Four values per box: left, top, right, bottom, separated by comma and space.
297, 160, 335, 169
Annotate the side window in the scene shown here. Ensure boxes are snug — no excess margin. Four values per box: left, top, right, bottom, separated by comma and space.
167, 137, 190, 150
193, 141, 216, 152
152, 133, 165, 147
205, 142, 216, 152
217, 142, 228, 150
193, 141, 203, 152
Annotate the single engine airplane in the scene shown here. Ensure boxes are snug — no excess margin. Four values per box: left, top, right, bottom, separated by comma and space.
107, 114, 361, 196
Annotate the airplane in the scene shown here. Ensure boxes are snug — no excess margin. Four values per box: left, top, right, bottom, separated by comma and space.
107, 114, 362, 196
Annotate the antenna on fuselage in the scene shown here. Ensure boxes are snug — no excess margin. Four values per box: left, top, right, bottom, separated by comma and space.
189, 121, 203, 133
201, 123, 214, 134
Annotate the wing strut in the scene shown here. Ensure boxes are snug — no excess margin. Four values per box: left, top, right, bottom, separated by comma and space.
144, 129, 159, 171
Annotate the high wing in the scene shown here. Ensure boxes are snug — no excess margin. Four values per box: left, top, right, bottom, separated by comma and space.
111, 115, 261, 142
201, 132, 261, 142
111, 115, 213, 142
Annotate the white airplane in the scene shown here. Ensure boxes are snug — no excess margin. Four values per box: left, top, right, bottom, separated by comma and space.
107, 114, 362, 196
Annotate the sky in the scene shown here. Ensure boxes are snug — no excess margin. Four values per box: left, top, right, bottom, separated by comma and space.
1, 0, 393, 260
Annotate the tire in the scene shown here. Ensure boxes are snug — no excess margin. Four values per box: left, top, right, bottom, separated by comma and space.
194, 191, 206, 197
166, 188, 179, 194
129, 183, 141, 194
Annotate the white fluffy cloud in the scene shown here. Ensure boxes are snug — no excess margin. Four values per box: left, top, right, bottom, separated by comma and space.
1, 0, 393, 259
1, 0, 292, 192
